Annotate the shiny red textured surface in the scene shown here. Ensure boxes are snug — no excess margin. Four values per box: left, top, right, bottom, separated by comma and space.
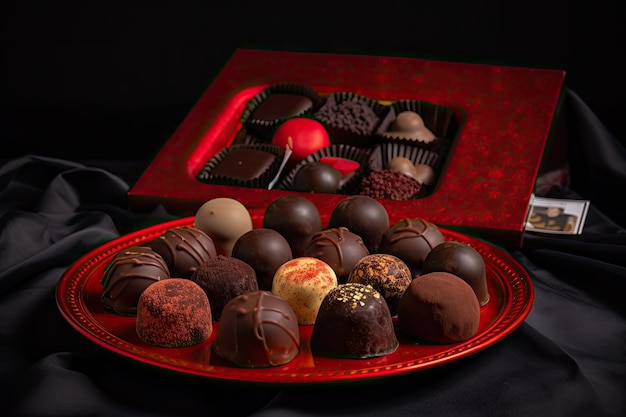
128, 49, 566, 247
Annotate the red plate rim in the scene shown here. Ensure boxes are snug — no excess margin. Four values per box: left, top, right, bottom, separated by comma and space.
56, 214, 534, 384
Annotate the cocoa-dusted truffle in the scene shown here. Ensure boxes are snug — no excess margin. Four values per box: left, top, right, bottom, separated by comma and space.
328, 195, 389, 253
190, 255, 258, 321
358, 170, 422, 201
263, 195, 322, 257
422, 241, 490, 306
347, 253, 412, 316
100, 246, 170, 316
194, 198, 253, 257
150, 226, 217, 279
378, 217, 446, 277
231, 228, 293, 291
215, 291, 301, 368
310, 283, 398, 359
136, 278, 213, 348
302, 227, 370, 284
293, 162, 343, 193
272, 257, 338, 325
397, 272, 480, 343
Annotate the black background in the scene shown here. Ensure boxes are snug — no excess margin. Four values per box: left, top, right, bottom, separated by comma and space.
2, 2, 625, 162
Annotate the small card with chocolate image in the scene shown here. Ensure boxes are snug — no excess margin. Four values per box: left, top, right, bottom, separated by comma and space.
524, 194, 590, 235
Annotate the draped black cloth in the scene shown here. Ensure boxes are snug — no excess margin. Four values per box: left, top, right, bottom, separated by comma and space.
1, 90, 625, 417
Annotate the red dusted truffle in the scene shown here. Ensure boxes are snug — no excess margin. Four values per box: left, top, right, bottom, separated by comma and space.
358, 169, 422, 201
135, 278, 213, 348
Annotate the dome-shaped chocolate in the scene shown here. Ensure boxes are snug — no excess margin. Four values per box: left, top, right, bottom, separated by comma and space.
328, 195, 389, 253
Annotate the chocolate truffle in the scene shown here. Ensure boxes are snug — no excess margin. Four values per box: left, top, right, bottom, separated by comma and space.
310, 283, 398, 359
210, 147, 276, 181
382, 111, 436, 143
263, 195, 322, 257
271, 257, 338, 325
190, 255, 259, 321
386, 156, 418, 179
194, 198, 253, 256
316, 96, 380, 135
231, 228, 293, 291
100, 246, 170, 316
422, 241, 490, 306
328, 195, 390, 253
397, 272, 480, 343
413, 164, 436, 186
150, 226, 217, 279
358, 169, 422, 201
347, 253, 412, 316
302, 227, 370, 284
251, 94, 313, 121
293, 162, 342, 193
136, 278, 213, 348
215, 290, 301, 368
378, 217, 446, 277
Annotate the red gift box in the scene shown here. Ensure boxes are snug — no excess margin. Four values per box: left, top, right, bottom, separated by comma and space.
128, 48, 566, 247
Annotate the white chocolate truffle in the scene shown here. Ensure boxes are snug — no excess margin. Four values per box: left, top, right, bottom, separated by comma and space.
271, 257, 338, 325
194, 198, 253, 256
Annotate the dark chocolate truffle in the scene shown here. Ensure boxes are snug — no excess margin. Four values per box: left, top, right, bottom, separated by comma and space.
136, 278, 213, 348
263, 195, 322, 257
328, 195, 390, 253
100, 246, 170, 316
378, 218, 446, 277
422, 241, 490, 306
150, 226, 217, 279
347, 253, 412, 316
302, 227, 370, 284
190, 255, 259, 321
397, 272, 480, 343
310, 283, 398, 359
358, 169, 422, 201
215, 290, 301, 368
293, 162, 342, 193
251, 94, 313, 121
231, 228, 293, 291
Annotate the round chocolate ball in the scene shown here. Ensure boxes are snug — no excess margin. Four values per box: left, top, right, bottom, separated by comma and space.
150, 226, 217, 279
413, 164, 436, 186
302, 227, 370, 283
293, 162, 342, 193
263, 195, 322, 257
378, 217, 446, 277
328, 195, 390, 253
386, 157, 417, 179
194, 198, 253, 256
231, 228, 293, 291
422, 241, 490, 306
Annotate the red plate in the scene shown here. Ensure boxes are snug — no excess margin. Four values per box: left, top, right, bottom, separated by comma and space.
56, 212, 534, 384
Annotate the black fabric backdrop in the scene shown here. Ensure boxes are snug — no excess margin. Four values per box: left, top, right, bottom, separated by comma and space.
1, 89, 625, 417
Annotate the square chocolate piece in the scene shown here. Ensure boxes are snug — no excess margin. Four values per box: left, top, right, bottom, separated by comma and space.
251, 94, 313, 121
211, 148, 276, 181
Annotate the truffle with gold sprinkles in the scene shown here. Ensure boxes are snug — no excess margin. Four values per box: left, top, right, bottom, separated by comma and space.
310, 283, 398, 359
